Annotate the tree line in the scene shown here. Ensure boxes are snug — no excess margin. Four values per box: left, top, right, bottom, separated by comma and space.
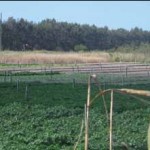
1, 17, 150, 51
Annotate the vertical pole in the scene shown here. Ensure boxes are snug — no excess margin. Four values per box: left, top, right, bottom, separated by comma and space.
122, 75, 124, 86
51, 68, 52, 80
126, 66, 128, 77
148, 124, 150, 150
44, 67, 46, 75
17, 79, 19, 92
4, 71, 6, 82
25, 84, 28, 100
73, 78, 75, 88
120, 65, 121, 73
10, 72, 12, 83
0, 12, 2, 51
104, 82, 106, 90
73, 66, 74, 72
147, 65, 149, 77
84, 104, 87, 128
85, 76, 91, 150
110, 90, 113, 150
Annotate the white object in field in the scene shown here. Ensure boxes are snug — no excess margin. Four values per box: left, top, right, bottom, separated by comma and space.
91, 74, 96, 78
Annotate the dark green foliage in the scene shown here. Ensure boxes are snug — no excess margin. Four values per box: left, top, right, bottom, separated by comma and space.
1, 17, 150, 51
0, 83, 149, 149
74, 44, 88, 52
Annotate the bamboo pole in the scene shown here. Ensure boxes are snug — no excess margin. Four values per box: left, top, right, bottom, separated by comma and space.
85, 104, 87, 131
95, 88, 150, 98
85, 76, 91, 150
118, 89, 150, 97
74, 119, 84, 150
148, 124, 150, 150
110, 90, 113, 150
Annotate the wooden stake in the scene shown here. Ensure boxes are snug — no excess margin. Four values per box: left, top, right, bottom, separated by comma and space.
148, 124, 150, 150
85, 76, 91, 150
110, 90, 113, 150
85, 104, 87, 128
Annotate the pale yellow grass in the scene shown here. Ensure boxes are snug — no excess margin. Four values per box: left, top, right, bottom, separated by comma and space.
0, 51, 110, 64
110, 52, 150, 63
0, 50, 149, 65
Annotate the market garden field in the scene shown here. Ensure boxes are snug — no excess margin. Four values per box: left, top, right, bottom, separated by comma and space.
0, 51, 150, 150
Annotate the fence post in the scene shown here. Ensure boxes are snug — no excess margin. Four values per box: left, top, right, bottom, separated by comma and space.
120, 65, 121, 73
122, 75, 124, 86
4, 71, 6, 82
17, 79, 19, 92
147, 65, 149, 77
10, 72, 12, 83
73, 78, 75, 88
72, 66, 74, 72
25, 84, 28, 100
18, 61, 19, 67
125, 66, 128, 77
44, 67, 46, 75
100, 63, 102, 70
51, 68, 52, 80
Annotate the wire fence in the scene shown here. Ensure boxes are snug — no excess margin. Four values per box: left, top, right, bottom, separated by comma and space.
0, 62, 150, 86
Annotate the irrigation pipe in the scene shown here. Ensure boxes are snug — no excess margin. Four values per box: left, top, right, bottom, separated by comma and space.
74, 104, 87, 150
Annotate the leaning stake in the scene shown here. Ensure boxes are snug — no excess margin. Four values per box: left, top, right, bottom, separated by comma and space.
110, 90, 113, 150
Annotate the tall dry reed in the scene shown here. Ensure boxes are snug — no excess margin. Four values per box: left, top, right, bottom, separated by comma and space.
0, 50, 149, 65
0, 51, 110, 64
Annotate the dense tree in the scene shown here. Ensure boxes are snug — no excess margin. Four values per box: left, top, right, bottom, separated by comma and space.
1, 17, 150, 51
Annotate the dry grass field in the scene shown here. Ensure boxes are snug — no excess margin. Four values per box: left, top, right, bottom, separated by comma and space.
0, 51, 110, 64
0, 50, 149, 65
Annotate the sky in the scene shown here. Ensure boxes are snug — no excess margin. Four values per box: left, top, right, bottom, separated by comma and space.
0, 1, 150, 31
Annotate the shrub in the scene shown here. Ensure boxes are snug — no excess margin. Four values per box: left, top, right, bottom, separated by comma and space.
74, 44, 88, 52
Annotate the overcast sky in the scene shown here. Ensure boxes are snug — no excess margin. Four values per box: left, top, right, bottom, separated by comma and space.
0, 1, 150, 30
